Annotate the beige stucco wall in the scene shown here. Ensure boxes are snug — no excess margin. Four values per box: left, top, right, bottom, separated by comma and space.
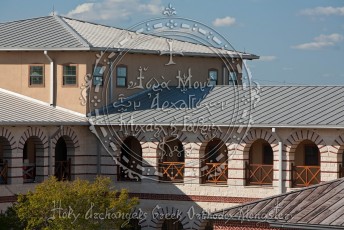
0, 51, 241, 114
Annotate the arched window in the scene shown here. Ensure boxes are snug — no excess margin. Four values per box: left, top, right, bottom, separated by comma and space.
119, 136, 142, 181
292, 140, 320, 187
246, 139, 273, 186
202, 138, 228, 184
159, 138, 185, 182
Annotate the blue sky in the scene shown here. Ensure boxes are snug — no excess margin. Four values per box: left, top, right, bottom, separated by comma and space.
1, 0, 343, 85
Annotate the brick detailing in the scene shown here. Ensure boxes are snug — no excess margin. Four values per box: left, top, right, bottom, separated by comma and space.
52, 126, 80, 149
18, 127, 48, 150
213, 220, 295, 230
239, 129, 279, 153
0, 195, 17, 203
333, 134, 344, 155
0, 127, 16, 150
285, 130, 327, 155
128, 193, 258, 203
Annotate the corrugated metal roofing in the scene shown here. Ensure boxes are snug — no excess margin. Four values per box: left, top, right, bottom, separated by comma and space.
210, 178, 344, 229
62, 17, 257, 59
92, 86, 344, 128
0, 16, 89, 50
0, 88, 87, 125
0, 15, 258, 58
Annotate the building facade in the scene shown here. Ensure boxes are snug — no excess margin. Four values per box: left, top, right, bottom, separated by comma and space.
0, 15, 344, 230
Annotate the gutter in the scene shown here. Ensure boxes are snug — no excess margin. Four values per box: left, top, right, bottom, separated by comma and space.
91, 120, 344, 129
44, 51, 54, 106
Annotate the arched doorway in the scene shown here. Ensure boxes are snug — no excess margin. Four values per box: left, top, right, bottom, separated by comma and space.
55, 136, 72, 181
246, 139, 273, 185
23, 137, 43, 183
159, 138, 185, 182
0, 137, 10, 184
292, 140, 320, 187
162, 219, 184, 230
119, 136, 142, 181
202, 138, 228, 184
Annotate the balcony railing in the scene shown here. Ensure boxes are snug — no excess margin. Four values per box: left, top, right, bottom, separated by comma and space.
291, 163, 320, 187
246, 162, 273, 186
23, 162, 35, 183
0, 161, 8, 184
159, 162, 185, 182
55, 158, 71, 181
202, 162, 228, 184
339, 164, 344, 178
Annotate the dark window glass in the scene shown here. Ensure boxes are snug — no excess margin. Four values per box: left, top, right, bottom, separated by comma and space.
63, 65, 77, 85
93, 66, 104, 86
304, 145, 319, 166
208, 69, 218, 86
263, 144, 273, 165
29, 65, 44, 85
117, 66, 127, 87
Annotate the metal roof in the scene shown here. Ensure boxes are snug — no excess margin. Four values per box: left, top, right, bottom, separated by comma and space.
0, 15, 258, 59
91, 85, 344, 128
0, 88, 88, 125
210, 178, 344, 229
0, 16, 89, 50
62, 17, 257, 59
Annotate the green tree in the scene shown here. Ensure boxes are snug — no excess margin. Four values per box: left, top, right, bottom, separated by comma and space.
14, 176, 138, 230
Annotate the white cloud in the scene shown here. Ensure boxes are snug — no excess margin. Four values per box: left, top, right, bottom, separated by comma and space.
292, 33, 344, 50
300, 6, 344, 16
258, 55, 277, 61
65, 0, 163, 22
212, 16, 236, 27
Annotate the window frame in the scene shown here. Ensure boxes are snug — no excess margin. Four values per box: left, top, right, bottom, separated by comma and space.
92, 65, 104, 86
28, 64, 45, 87
116, 65, 128, 88
229, 70, 238, 86
208, 68, 218, 86
62, 64, 78, 87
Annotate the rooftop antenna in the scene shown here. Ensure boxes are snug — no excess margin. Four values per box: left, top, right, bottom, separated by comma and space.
52, 4, 55, 16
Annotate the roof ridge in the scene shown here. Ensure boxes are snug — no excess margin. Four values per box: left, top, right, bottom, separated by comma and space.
54, 15, 91, 48
0, 15, 52, 24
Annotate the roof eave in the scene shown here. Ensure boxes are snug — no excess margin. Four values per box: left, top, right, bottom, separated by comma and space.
0, 48, 91, 51
89, 47, 259, 59
92, 120, 344, 129
0, 121, 89, 126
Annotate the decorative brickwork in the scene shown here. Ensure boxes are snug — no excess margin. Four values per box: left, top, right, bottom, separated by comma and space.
213, 220, 293, 230
128, 193, 258, 203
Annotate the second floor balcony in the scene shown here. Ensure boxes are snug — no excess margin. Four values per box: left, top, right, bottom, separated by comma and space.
159, 162, 185, 182
246, 162, 273, 186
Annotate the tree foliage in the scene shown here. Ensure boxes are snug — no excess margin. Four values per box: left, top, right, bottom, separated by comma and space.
14, 176, 139, 230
